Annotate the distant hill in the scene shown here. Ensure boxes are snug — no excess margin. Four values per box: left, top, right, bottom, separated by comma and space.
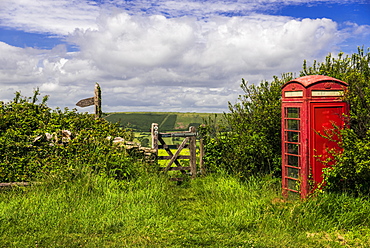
103, 112, 221, 132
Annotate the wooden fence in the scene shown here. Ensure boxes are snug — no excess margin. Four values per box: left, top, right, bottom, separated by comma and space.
151, 123, 204, 179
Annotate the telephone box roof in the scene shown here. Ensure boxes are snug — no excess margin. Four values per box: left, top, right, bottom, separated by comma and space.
283, 75, 348, 88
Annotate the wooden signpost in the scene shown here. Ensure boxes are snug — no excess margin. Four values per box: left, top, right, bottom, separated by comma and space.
76, 97, 94, 107
76, 83, 102, 119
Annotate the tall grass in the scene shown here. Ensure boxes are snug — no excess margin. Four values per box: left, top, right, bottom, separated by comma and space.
0, 171, 369, 247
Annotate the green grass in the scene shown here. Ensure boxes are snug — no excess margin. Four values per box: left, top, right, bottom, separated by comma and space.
0, 173, 370, 247
104, 112, 221, 132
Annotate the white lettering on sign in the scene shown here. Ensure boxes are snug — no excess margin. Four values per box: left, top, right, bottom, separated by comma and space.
311, 90, 344, 97
285, 91, 303, 97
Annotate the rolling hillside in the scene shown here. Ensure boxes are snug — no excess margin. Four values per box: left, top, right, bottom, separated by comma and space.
103, 112, 221, 132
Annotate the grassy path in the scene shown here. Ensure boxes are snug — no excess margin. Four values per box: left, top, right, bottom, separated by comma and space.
0, 174, 370, 247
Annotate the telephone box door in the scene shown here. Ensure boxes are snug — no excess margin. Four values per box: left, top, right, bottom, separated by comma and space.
310, 103, 347, 186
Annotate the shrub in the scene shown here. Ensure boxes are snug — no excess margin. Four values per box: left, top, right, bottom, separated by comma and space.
0, 90, 139, 183
200, 74, 293, 177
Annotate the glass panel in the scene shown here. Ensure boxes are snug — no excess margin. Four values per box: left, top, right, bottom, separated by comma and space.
287, 155, 299, 166
286, 131, 299, 142
286, 119, 300, 130
287, 143, 299, 155
286, 108, 300, 118
287, 179, 299, 191
287, 167, 299, 179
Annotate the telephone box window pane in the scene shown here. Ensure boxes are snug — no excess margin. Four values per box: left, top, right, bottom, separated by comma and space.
286, 119, 300, 130
286, 108, 300, 118
287, 131, 299, 142
287, 155, 299, 166
287, 167, 299, 179
287, 179, 299, 191
287, 143, 299, 155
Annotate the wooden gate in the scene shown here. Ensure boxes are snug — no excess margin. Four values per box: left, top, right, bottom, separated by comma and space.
151, 123, 204, 179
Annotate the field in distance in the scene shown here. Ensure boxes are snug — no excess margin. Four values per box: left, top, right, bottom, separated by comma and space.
103, 112, 222, 132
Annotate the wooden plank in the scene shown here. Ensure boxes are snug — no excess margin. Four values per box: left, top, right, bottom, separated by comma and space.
0, 182, 32, 187
189, 126, 197, 178
164, 137, 189, 172
159, 132, 197, 138
76, 97, 94, 107
199, 138, 205, 175
158, 144, 189, 149
159, 136, 182, 167
159, 167, 191, 171
158, 155, 190, 160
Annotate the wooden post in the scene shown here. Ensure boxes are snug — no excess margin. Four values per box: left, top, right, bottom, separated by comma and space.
189, 126, 197, 178
94, 83, 102, 119
151, 123, 159, 156
199, 138, 205, 175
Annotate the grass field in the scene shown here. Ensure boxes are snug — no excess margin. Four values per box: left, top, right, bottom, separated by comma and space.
104, 112, 221, 132
1, 172, 370, 247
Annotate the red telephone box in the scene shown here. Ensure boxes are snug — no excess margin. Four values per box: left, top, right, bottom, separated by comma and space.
281, 75, 349, 198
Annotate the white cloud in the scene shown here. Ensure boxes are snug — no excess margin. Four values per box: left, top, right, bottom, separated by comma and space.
70, 13, 338, 85
0, 0, 99, 35
0, 0, 368, 112
0, 0, 360, 35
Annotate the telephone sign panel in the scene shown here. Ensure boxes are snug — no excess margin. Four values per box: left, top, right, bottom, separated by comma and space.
281, 75, 349, 198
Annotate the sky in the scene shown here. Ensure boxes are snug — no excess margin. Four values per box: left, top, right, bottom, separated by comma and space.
0, 0, 369, 113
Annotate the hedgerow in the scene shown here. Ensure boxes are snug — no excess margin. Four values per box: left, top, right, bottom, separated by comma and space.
0, 90, 139, 183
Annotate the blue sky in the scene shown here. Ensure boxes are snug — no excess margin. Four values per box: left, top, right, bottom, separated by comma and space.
0, 0, 369, 113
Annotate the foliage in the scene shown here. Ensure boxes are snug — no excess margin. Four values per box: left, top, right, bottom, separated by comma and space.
0, 90, 140, 183
1, 173, 370, 247
301, 47, 370, 138
301, 47, 370, 194
200, 74, 293, 177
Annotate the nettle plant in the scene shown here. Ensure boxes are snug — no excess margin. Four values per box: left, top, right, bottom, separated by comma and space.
0, 90, 138, 183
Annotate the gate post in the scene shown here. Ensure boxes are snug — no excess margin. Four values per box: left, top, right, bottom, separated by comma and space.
199, 138, 205, 175
189, 126, 197, 178
151, 123, 159, 156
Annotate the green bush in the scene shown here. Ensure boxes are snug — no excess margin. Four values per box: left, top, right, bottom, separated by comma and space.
301, 47, 370, 194
200, 74, 293, 177
0, 90, 140, 183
